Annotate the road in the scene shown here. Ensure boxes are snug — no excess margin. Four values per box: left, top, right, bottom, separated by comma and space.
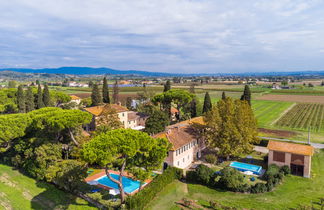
258, 136, 324, 149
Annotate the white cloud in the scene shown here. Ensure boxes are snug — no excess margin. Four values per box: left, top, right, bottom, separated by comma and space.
0, 0, 324, 73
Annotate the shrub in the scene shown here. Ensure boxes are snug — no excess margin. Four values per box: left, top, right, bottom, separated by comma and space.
263, 164, 280, 181
218, 167, 245, 191
266, 181, 273, 191
205, 154, 217, 164
195, 164, 215, 185
126, 167, 182, 210
251, 183, 267, 193
280, 165, 291, 175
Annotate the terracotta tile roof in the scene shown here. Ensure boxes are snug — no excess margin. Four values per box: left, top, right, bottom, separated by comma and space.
153, 117, 204, 150
267, 141, 314, 156
171, 107, 179, 114
84, 104, 128, 116
70, 95, 81, 100
127, 111, 149, 121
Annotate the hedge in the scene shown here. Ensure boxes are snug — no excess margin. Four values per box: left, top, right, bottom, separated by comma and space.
125, 166, 182, 210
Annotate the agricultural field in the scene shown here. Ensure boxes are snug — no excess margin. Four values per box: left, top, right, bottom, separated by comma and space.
257, 94, 324, 104
252, 100, 294, 128
276, 103, 324, 132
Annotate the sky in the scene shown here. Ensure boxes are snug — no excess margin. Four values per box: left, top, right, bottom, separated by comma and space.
1, 0, 324, 74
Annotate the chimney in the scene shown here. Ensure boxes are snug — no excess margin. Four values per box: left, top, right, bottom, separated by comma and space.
117, 101, 122, 106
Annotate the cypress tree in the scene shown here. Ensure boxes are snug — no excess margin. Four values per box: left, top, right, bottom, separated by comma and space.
202, 92, 212, 113
190, 99, 197, 118
91, 84, 101, 106
126, 97, 132, 110
37, 84, 44, 109
25, 86, 35, 112
112, 80, 119, 104
42, 84, 51, 107
17, 85, 26, 113
222, 91, 226, 100
240, 85, 251, 105
163, 80, 171, 92
102, 77, 110, 103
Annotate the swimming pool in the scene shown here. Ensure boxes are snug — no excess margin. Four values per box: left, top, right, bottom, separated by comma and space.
95, 174, 145, 194
229, 161, 262, 175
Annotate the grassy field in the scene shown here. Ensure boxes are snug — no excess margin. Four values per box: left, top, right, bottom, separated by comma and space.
148, 150, 324, 210
0, 164, 96, 210
252, 100, 294, 128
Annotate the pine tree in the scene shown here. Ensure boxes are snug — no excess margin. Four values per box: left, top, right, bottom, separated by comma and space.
42, 84, 51, 107
37, 84, 44, 109
17, 85, 26, 113
202, 92, 212, 113
222, 91, 226, 100
102, 77, 110, 103
240, 85, 251, 105
91, 84, 101, 106
163, 80, 171, 92
25, 87, 35, 112
112, 80, 119, 104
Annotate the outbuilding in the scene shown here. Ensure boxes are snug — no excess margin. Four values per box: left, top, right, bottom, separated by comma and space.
267, 141, 314, 178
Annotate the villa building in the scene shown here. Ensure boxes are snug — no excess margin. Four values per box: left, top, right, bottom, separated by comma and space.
267, 141, 314, 178
70, 95, 82, 105
83, 104, 148, 131
154, 117, 206, 169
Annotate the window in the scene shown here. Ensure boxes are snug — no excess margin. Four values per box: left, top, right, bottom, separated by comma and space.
273, 151, 285, 162
176, 150, 178, 156
291, 154, 304, 165
122, 113, 124, 117
183, 158, 185, 162
177, 161, 179, 166
128, 121, 130, 124
188, 155, 189, 160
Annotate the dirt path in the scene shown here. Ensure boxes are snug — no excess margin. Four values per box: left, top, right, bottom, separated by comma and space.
270, 103, 296, 126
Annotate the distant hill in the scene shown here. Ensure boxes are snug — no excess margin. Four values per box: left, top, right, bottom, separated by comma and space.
0, 67, 177, 76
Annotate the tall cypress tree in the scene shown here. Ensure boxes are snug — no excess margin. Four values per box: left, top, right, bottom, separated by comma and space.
17, 85, 26, 113
102, 77, 110, 103
43, 84, 50, 107
240, 85, 251, 105
37, 84, 44, 109
91, 84, 101, 106
222, 91, 226, 100
112, 80, 119, 104
163, 80, 171, 92
25, 86, 35, 112
190, 99, 197, 118
202, 92, 212, 113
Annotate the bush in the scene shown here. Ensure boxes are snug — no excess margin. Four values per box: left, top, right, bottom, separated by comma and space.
263, 164, 280, 181
205, 154, 217, 164
217, 167, 245, 191
126, 167, 182, 210
266, 181, 273, 191
251, 183, 267, 193
195, 164, 215, 185
280, 165, 291, 175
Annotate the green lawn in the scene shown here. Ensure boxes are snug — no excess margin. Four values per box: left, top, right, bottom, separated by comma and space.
148, 149, 324, 210
252, 100, 294, 127
0, 164, 96, 210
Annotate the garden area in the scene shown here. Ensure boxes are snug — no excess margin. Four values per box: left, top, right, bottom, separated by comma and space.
149, 149, 324, 210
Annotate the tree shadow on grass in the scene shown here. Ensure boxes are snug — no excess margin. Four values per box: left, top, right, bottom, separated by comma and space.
31, 181, 95, 210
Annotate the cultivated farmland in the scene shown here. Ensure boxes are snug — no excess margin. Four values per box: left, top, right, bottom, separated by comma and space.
252, 100, 294, 127
257, 94, 324, 104
276, 103, 324, 132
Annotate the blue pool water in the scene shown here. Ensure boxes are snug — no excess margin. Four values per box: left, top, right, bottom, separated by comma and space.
96, 174, 144, 194
229, 161, 262, 175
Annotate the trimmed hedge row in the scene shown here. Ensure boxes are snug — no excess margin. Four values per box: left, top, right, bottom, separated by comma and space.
126, 166, 182, 210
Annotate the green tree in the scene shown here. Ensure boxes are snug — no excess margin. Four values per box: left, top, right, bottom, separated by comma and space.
91, 84, 101, 106
126, 97, 132, 110
25, 87, 35, 112
240, 85, 251, 105
112, 80, 119, 103
36, 84, 44, 109
190, 98, 197, 118
42, 84, 51, 107
82, 129, 170, 204
163, 80, 171, 92
203, 98, 258, 159
8, 80, 17, 88
218, 167, 245, 190
102, 77, 110, 103
17, 85, 26, 113
202, 92, 212, 113
222, 91, 226, 100
152, 89, 193, 120
95, 104, 123, 134
45, 160, 88, 191
144, 110, 169, 134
